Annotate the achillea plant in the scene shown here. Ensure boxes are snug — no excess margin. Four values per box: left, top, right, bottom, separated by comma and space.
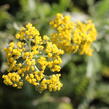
2, 23, 64, 92
2, 13, 97, 92
49, 13, 97, 56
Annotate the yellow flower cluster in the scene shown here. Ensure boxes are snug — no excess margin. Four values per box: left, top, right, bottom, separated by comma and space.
49, 13, 97, 56
38, 74, 63, 92
2, 73, 23, 88
2, 23, 64, 92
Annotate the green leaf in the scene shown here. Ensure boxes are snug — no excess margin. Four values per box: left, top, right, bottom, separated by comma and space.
94, 0, 109, 18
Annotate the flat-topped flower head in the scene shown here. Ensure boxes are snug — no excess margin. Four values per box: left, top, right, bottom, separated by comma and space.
3, 23, 64, 92
50, 13, 97, 56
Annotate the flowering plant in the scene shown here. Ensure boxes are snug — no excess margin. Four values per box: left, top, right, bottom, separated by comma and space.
2, 13, 97, 93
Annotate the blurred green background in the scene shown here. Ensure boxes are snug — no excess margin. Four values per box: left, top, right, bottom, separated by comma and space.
0, 0, 109, 109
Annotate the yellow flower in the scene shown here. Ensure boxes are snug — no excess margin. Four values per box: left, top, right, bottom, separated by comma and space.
50, 13, 97, 56
2, 23, 63, 92
2, 72, 23, 88
38, 74, 63, 92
